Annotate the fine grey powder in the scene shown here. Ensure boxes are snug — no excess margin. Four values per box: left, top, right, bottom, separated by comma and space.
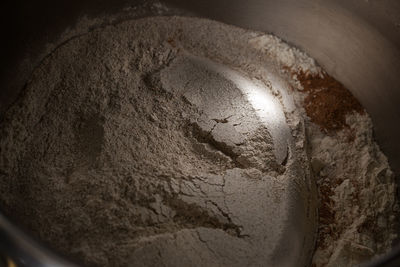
0, 16, 397, 267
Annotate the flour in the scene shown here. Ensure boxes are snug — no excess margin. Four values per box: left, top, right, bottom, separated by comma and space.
248, 35, 321, 75
249, 33, 398, 266
306, 113, 398, 266
0, 16, 397, 267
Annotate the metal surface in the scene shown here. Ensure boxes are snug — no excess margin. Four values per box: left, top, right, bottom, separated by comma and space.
0, 0, 399, 266
164, 0, 400, 176
2, 0, 400, 173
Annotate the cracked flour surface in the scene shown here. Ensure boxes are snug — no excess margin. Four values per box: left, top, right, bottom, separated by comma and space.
0, 16, 397, 267
0, 16, 316, 267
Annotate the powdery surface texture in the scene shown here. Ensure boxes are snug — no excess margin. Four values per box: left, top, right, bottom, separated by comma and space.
308, 114, 398, 267
250, 33, 398, 266
0, 15, 397, 267
0, 17, 317, 267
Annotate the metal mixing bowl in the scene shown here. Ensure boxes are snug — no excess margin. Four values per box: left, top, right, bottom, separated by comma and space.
0, 0, 399, 266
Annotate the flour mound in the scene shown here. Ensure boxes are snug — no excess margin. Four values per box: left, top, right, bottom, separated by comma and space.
0, 16, 397, 267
